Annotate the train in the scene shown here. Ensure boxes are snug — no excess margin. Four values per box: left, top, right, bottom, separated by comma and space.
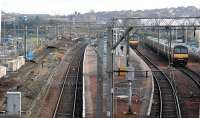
129, 38, 140, 48
143, 36, 189, 66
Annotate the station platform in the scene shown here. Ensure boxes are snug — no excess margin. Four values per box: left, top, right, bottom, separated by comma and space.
83, 45, 154, 118
83, 46, 97, 117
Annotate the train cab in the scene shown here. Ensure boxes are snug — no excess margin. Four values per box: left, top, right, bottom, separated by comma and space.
129, 38, 140, 49
172, 45, 189, 66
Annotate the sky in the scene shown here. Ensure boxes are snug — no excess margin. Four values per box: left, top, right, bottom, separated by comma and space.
1, 0, 200, 15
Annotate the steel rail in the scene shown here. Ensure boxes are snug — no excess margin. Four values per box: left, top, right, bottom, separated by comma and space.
152, 76, 162, 118
72, 51, 84, 118
52, 44, 86, 118
179, 67, 200, 89
133, 47, 182, 118
52, 54, 76, 118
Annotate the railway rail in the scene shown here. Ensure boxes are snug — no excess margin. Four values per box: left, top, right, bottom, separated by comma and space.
134, 45, 200, 117
53, 44, 86, 118
174, 67, 200, 118
133, 48, 182, 118
178, 67, 200, 89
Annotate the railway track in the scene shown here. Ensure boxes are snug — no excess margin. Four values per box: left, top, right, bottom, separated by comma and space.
178, 67, 200, 89
174, 67, 200, 118
53, 44, 86, 118
150, 76, 162, 118
133, 48, 182, 118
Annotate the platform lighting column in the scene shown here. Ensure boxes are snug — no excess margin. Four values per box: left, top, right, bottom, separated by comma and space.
3, 20, 6, 57
126, 34, 130, 66
37, 26, 39, 47
142, 30, 145, 48
157, 28, 160, 54
70, 18, 72, 40
55, 26, 57, 37
182, 27, 185, 43
169, 30, 177, 90
23, 16, 28, 59
1, 20, 4, 44
126, 30, 132, 114
60, 25, 61, 36
57, 25, 59, 37
25, 25, 27, 58
57, 25, 59, 36
58, 25, 60, 36
185, 26, 188, 44
96, 38, 104, 118
169, 27, 172, 66
175, 27, 177, 41
64, 25, 66, 34
13, 20, 16, 38
62, 25, 64, 35
166, 27, 171, 67
63, 25, 64, 34
168, 27, 177, 91
106, 26, 114, 118
3, 19, 6, 40
128, 80, 132, 113
61, 25, 63, 35
88, 22, 89, 38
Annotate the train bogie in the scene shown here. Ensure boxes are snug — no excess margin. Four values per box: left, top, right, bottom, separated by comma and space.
172, 58, 188, 66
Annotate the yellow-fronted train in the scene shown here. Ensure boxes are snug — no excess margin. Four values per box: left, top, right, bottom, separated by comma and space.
143, 36, 189, 67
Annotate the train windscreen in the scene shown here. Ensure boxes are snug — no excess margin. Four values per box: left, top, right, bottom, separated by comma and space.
174, 47, 188, 54
180, 48, 188, 54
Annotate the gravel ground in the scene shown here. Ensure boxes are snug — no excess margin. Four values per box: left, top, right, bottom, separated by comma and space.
0, 37, 74, 118
37, 40, 80, 118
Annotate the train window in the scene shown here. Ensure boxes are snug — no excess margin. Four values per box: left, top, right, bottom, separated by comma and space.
174, 48, 180, 53
180, 48, 188, 54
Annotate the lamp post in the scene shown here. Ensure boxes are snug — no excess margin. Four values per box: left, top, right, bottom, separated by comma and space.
23, 16, 28, 59
96, 38, 104, 118
37, 26, 39, 47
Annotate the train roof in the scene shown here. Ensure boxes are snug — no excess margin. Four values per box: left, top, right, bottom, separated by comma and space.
146, 36, 188, 48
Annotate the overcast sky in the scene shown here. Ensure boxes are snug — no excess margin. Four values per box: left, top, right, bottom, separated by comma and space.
1, 0, 200, 15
